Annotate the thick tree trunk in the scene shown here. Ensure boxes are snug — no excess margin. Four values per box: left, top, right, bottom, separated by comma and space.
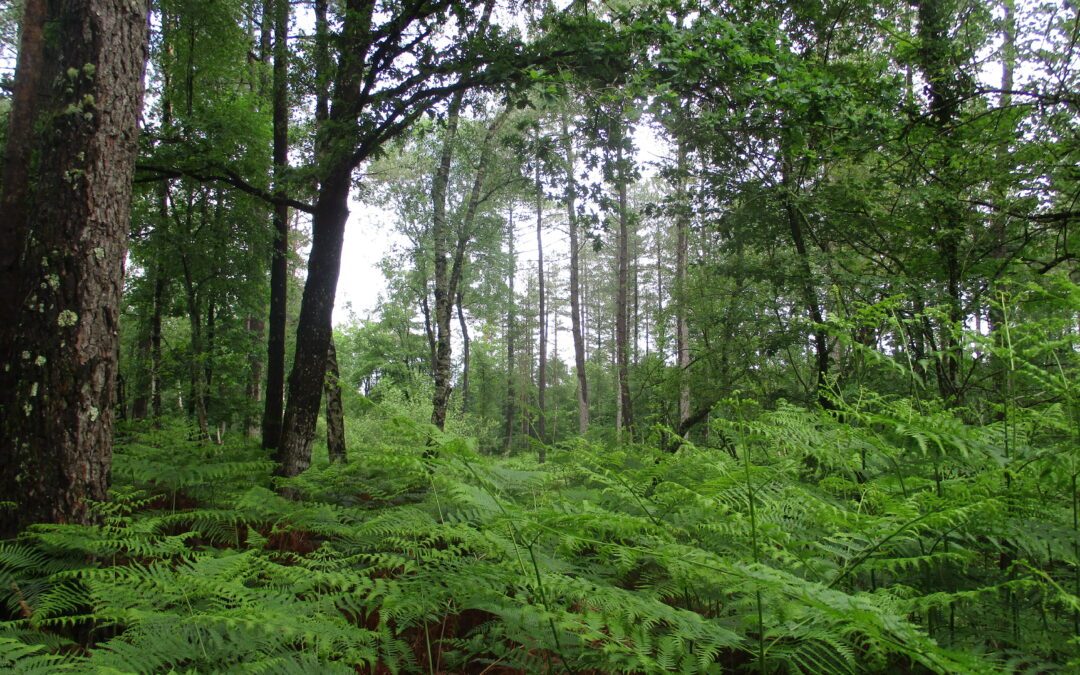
675, 141, 691, 430
0, 0, 149, 537
325, 338, 347, 462
561, 115, 589, 434
277, 165, 351, 476
262, 0, 290, 450
535, 139, 548, 455
276, 0, 372, 478
615, 129, 634, 436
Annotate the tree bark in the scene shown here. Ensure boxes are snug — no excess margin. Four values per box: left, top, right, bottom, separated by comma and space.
427, 3, 498, 430
325, 337, 347, 462
0, 0, 149, 537
262, 0, 290, 450
988, 0, 1015, 415
503, 206, 517, 454
457, 290, 471, 413
276, 0, 373, 477
151, 267, 166, 422
615, 123, 634, 436
277, 163, 352, 476
560, 114, 589, 435
430, 90, 466, 430
181, 256, 210, 439
0, 0, 46, 330
535, 133, 548, 455
246, 316, 265, 437
675, 141, 691, 430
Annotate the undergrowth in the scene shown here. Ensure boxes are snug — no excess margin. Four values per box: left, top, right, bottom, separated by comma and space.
3, 390, 1080, 673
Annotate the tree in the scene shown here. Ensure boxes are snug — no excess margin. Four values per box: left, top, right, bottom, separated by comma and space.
325, 337, 347, 462
275, 0, 553, 475
262, 0, 290, 450
0, 0, 149, 535
560, 111, 590, 434
533, 126, 549, 453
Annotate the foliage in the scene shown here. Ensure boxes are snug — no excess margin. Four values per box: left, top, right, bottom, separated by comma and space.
5, 377, 1080, 673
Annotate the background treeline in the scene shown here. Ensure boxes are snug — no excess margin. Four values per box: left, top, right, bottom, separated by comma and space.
109, 0, 1078, 455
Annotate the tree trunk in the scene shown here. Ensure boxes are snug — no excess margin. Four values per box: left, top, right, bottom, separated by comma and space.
325, 337, 347, 462
675, 141, 691, 430
205, 296, 216, 418
535, 135, 548, 455
430, 90, 466, 430
457, 291, 471, 413
151, 268, 166, 422
503, 206, 517, 454
276, 0, 376, 477
561, 114, 589, 434
420, 286, 437, 374
181, 257, 210, 440
988, 0, 1015, 416
916, 0, 966, 407
781, 154, 831, 407
0, 0, 45, 330
615, 124, 634, 436
262, 0, 290, 450
277, 163, 351, 476
0, 0, 149, 537
246, 316, 265, 437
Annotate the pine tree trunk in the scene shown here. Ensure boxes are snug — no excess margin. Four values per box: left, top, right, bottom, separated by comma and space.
675, 142, 691, 430
561, 114, 589, 435
325, 338, 347, 462
535, 138, 548, 455
503, 207, 517, 454
246, 316, 265, 438
151, 268, 166, 422
615, 126, 634, 436
262, 0, 290, 450
988, 0, 1015, 417
0, 0, 45, 329
182, 259, 210, 440
0, 0, 149, 537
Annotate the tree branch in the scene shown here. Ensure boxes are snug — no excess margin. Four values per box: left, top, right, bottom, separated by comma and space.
135, 163, 315, 214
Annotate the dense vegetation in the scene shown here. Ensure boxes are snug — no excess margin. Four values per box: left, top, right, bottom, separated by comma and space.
2, 0, 1079, 671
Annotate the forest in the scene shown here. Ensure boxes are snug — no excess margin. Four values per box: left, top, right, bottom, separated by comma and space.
1, 0, 1079, 671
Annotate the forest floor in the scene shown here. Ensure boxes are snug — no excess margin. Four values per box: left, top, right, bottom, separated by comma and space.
2, 399, 1078, 673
